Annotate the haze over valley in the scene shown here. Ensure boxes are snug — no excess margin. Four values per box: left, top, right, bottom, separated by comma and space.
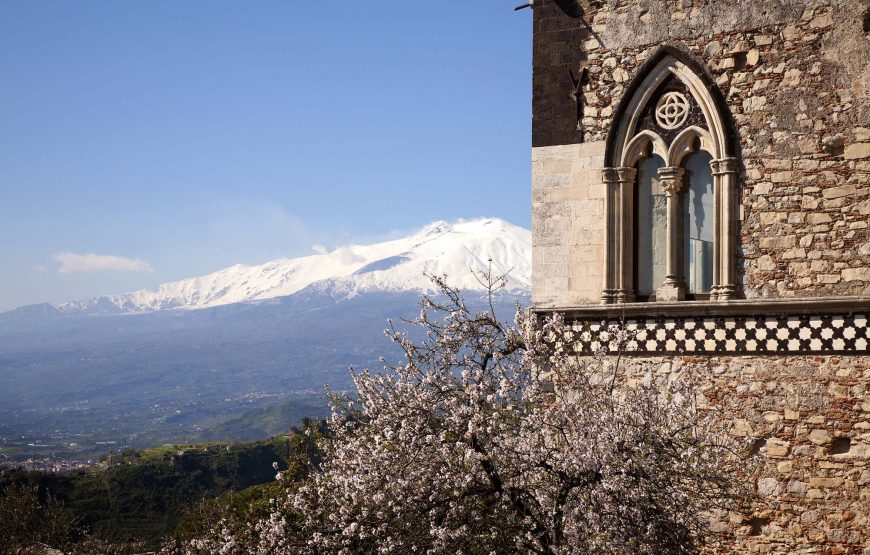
0, 218, 530, 465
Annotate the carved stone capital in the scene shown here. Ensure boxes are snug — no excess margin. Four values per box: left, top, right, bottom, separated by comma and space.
658, 166, 685, 196
615, 167, 636, 184
710, 157, 739, 176
602, 167, 636, 185
602, 167, 620, 184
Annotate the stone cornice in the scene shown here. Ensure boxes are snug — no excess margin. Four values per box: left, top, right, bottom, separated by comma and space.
532, 296, 870, 319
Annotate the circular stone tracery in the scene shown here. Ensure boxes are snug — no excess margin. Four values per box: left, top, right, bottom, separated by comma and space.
655, 91, 690, 130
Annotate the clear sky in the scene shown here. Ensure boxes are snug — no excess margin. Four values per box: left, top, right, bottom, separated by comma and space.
0, 1, 533, 312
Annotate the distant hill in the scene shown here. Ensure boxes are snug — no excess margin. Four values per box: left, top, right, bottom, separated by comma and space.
0, 433, 312, 550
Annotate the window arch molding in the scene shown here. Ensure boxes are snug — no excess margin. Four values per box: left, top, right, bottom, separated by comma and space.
601, 46, 740, 304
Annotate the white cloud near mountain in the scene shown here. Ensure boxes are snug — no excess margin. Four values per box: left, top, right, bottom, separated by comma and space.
53, 252, 154, 274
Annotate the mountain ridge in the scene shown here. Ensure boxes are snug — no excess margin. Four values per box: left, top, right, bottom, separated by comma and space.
0, 218, 531, 461
46, 217, 530, 316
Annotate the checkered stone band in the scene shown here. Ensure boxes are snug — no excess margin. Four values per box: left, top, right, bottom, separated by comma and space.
566, 313, 869, 356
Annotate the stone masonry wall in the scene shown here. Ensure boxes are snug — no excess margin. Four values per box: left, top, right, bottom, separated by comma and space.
614, 353, 870, 554
532, 0, 870, 300
531, 2, 870, 551
532, 142, 608, 307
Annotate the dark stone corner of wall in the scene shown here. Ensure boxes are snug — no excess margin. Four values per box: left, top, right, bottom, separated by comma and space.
532, 0, 590, 148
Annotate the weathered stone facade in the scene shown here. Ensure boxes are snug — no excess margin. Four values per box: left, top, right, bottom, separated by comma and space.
529, 0, 870, 552
532, 0, 870, 306
622, 353, 870, 553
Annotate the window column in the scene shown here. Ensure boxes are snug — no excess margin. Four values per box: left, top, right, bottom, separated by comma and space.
656, 166, 686, 302
602, 168, 618, 304
711, 157, 739, 300
601, 167, 636, 304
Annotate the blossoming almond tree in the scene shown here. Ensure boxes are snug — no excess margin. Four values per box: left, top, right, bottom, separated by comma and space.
178, 270, 744, 555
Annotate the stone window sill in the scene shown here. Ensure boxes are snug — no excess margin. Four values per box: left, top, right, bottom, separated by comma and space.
532, 296, 870, 319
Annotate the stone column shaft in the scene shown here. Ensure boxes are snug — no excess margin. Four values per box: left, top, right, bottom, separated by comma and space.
616, 168, 636, 303
657, 166, 686, 302
601, 168, 619, 304
711, 157, 740, 300
601, 167, 636, 304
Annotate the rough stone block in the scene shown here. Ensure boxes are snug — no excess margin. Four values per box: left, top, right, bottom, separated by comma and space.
844, 143, 870, 160
757, 477, 782, 496
841, 268, 869, 282
809, 429, 831, 445
756, 255, 776, 271
822, 184, 857, 199
766, 438, 790, 457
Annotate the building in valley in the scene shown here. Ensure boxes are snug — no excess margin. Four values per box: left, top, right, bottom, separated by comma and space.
529, 0, 869, 551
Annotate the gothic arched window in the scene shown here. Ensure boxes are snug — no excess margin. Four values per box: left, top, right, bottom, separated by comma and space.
602, 47, 739, 303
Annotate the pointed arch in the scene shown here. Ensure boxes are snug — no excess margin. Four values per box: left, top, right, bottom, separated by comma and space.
605, 45, 737, 168
623, 130, 669, 168
667, 126, 715, 168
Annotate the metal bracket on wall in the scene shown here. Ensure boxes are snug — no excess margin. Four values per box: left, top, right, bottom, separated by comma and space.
569, 67, 589, 138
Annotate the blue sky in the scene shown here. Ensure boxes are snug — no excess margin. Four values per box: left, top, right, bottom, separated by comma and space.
0, 1, 532, 312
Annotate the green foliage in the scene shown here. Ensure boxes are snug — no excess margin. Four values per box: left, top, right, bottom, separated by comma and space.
168, 419, 328, 548
0, 428, 324, 553
0, 482, 79, 553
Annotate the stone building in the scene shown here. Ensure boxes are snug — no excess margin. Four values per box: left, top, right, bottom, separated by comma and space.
528, 0, 869, 552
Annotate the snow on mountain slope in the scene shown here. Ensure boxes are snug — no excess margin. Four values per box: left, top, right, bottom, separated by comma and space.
57, 218, 531, 314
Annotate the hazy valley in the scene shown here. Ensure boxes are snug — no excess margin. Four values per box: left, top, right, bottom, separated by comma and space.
0, 218, 530, 464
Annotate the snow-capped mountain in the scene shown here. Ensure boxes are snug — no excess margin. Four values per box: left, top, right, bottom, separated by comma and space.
0, 218, 531, 449
56, 218, 531, 315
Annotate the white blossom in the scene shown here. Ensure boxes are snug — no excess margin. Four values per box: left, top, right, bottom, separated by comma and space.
169, 269, 744, 555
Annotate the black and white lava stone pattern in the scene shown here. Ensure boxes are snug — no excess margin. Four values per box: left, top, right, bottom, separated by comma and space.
568, 313, 869, 355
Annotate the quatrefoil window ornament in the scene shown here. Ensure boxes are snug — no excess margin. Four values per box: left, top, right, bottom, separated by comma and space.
655, 91, 690, 130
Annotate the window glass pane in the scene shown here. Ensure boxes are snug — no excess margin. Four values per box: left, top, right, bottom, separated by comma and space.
683, 151, 714, 294
636, 155, 666, 297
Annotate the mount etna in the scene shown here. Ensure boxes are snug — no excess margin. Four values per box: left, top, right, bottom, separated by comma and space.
0, 218, 530, 461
